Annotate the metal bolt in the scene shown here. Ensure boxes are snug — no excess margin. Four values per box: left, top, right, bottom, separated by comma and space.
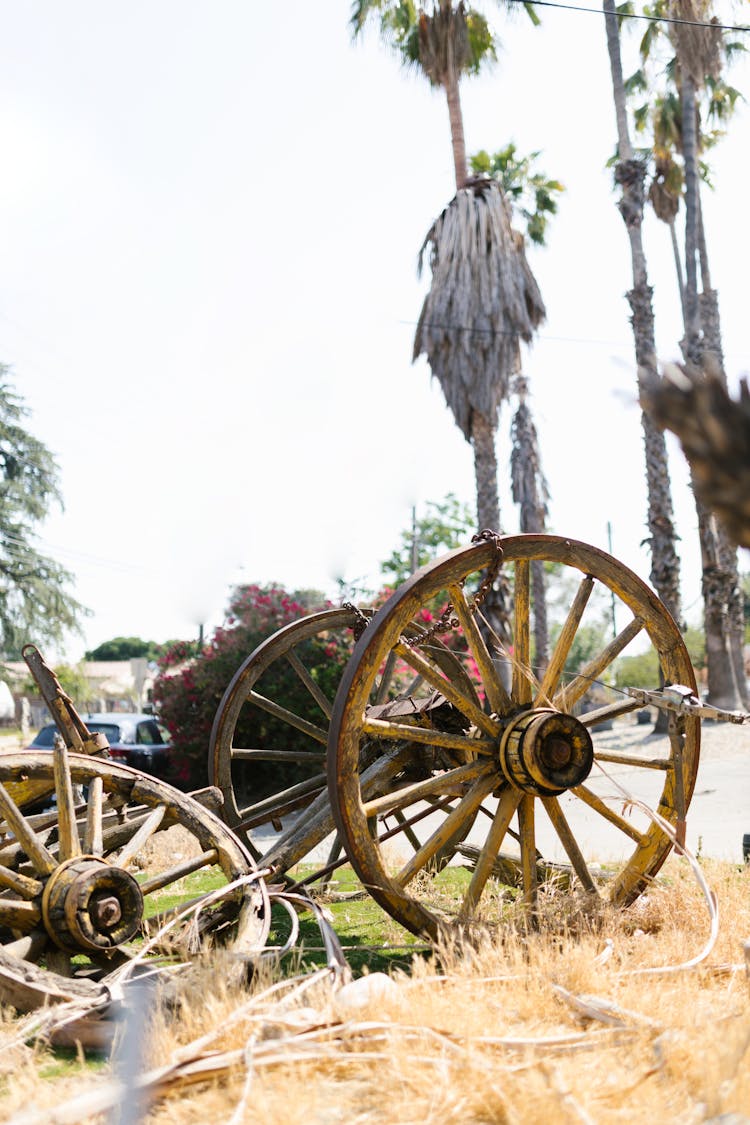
89, 895, 122, 929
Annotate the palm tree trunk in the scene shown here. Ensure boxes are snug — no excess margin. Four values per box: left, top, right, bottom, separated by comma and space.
471, 411, 500, 531
679, 68, 742, 707
669, 218, 686, 324
696, 203, 747, 704
443, 57, 467, 189
603, 0, 682, 627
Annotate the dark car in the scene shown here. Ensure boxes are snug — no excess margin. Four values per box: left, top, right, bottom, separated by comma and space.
27, 712, 189, 787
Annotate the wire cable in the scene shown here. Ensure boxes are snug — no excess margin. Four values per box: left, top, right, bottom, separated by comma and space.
508, 0, 750, 34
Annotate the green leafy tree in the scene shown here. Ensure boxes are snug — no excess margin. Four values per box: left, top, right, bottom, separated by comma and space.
152, 584, 351, 789
380, 493, 474, 587
0, 371, 86, 657
470, 143, 564, 245
85, 636, 163, 662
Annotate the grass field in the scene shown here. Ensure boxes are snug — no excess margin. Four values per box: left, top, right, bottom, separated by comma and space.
3, 851, 750, 1124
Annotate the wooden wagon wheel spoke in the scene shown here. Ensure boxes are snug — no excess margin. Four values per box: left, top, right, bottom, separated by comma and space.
534, 576, 595, 706
246, 691, 328, 744
447, 583, 512, 715
329, 535, 700, 941
284, 648, 334, 719
461, 787, 522, 915
0, 752, 261, 1012
572, 784, 647, 846
553, 616, 645, 711
540, 797, 599, 896
83, 776, 104, 857
512, 559, 533, 705
391, 641, 499, 738
394, 769, 498, 889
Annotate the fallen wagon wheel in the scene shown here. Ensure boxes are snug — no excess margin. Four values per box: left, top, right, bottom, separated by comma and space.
328, 534, 701, 941
0, 750, 265, 1010
209, 607, 480, 890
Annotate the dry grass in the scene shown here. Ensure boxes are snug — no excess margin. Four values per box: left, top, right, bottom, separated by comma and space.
4, 855, 750, 1124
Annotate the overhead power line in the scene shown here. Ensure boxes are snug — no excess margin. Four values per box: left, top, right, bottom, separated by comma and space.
507, 0, 750, 34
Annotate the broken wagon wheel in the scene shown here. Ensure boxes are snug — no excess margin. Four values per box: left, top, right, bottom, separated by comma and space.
209, 607, 480, 891
0, 750, 264, 1011
328, 534, 701, 941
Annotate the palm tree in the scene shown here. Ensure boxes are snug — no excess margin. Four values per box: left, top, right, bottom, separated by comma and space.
414, 179, 546, 531
635, 0, 745, 707
510, 375, 549, 673
602, 0, 683, 628
352, 2, 543, 537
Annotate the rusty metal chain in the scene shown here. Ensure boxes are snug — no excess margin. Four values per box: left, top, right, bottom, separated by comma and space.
402, 529, 504, 649
341, 602, 373, 640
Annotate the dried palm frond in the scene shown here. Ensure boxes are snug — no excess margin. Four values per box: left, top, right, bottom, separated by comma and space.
414, 179, 546, 440
643, 361, 750, 549
668, 0, 723, 87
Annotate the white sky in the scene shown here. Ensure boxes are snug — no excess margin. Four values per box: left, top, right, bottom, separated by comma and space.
0, 1, 747, 660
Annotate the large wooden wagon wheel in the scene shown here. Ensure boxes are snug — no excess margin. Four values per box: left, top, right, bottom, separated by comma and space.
328, 534, 701, 940
0, 749, 263, 1010
210, 607, 480, 888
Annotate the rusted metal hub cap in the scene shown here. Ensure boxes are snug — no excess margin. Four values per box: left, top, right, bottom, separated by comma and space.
41, 856, 144, 953
499, 709, 594, 796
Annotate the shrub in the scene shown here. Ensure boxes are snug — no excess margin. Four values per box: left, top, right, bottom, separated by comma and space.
152, 584, 350, 790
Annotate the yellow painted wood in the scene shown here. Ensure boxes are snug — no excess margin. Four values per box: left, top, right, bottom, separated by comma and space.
462, 786, 522, 914
512, 560, 532, 704
83, 776, 104, 856
541, 796, 599, 895
361, 715, 494, 755
362, 760, 490, 818
554, 616, 645, 711
0, 782, 57, 876
394, 768, 498, 889
594, 751, 672, 770
393, 642, 500, 738
0, 865, 43, 899
115, 805, 167, 870
534, 576, 594, 705
53, 738, 81, 862
572, 784, 646, 845
448, 582, 513, 715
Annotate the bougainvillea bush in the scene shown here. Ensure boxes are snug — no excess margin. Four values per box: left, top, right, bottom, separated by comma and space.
152, 584, 352, 790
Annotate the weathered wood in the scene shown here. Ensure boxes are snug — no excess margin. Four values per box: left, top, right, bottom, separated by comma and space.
84, 775, 104, 856
518, 794, 538, 909
0, 864, 43, 898
395, 769, 497, 889
362, 760, 489, 818
0, 898, 41, 931
52, 737, 81, 862
393, 641, 499, 738
578, 698, 641, 726
513, 560, 532, 705
138, 849, 220, 895
115, 804, 167, 869
247, 690, 328, 745
594, 751, 672, 771
361, 715, 494, 756
554, 616, 645, 711
0, 781, 57, 875
541, 796, 599, 895
535, 576, 594, 705
230, 748, 324, 763
284, 648, 333, 719
572, 784, 647, 845
448, 582, 513, 715
462, 786, 522, 914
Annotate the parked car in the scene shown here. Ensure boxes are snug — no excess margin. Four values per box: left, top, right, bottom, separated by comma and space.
26, 712, 190, 788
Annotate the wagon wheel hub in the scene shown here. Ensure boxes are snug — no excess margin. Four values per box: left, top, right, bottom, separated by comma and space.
498, 709, 594, 796
41, 856, 144, 953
